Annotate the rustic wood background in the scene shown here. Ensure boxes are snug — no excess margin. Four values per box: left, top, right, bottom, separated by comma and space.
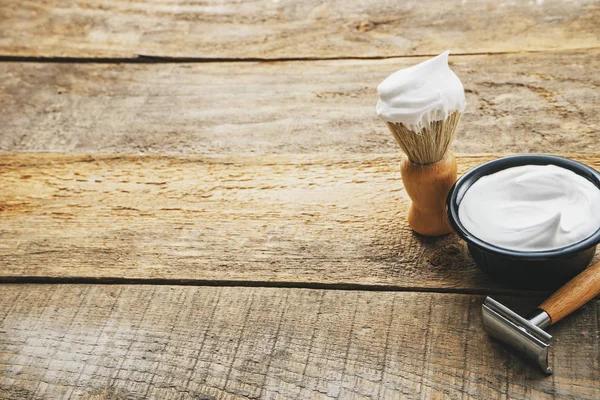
0, 1, 599, 399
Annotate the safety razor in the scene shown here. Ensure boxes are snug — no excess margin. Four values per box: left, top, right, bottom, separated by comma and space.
482, 260, 600, 374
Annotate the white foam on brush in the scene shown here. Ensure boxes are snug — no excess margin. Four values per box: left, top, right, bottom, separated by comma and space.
376, 51, 466, 132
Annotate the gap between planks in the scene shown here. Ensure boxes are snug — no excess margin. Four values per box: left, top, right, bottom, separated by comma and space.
0, 276, 552, 298
1, 47, 600, 64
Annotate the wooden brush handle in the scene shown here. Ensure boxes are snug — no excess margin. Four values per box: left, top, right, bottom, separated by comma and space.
400, 151, 457, 236
539, 260, 600, 325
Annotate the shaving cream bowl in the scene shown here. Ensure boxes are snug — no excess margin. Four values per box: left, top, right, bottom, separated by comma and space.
446, 155, 600, 288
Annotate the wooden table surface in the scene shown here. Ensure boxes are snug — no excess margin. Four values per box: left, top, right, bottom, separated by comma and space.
1, 1, 599, 399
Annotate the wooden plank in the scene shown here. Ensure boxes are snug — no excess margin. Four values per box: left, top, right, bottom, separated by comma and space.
1, 51, 599, 155
0, 0, 598, 59
1, 152, 599, 292
0, 285, 598, 399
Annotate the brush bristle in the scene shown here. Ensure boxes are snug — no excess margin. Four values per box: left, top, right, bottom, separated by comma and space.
385, 111, 462, 165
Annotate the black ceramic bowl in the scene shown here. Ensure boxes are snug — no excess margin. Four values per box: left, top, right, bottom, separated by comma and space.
446, 155, 600, 288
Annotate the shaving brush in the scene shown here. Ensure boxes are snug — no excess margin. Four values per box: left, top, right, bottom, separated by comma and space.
386, 112, 461, 236
376, 51, 466, 236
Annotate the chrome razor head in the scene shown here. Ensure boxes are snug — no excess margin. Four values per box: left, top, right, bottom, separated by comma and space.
482, 297, 553, 374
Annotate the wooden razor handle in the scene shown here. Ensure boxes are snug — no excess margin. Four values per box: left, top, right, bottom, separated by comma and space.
400, 151, 457, 236
539, 260, 600, 325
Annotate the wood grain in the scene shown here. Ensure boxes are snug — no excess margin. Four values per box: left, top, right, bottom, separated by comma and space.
1, 50, 599, 155
0, 0, 598, 59
540, 261, 600, 325
1, 152, 599, 292
0, 285, 598, 399
400, 152, 457, 236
